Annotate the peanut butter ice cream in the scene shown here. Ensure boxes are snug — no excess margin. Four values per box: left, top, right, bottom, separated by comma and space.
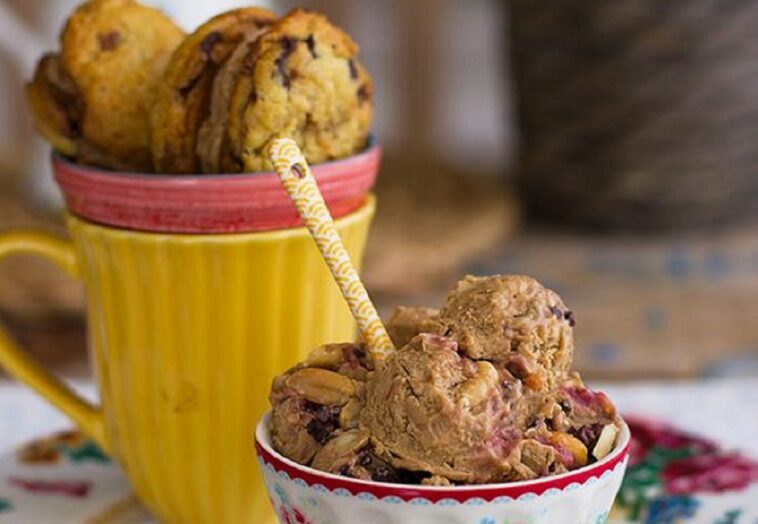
268, 274, 620, 485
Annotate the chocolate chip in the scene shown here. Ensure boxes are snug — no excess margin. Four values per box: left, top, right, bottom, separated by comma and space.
280, 36, 297, 56
97, 31, 121, 51
272, 37, 298, 88
303, 401, 341, 443
178, 73, 203, 98
550, 306, 563, 319
372, 465, 399, 483
570, 423, 604, 450
200, 31, 222, 56
304, 401, 341, 422
564, 310, 576, 327
241, 41, 260, 73
305, 418, 333, 443
305, 34, 318, 58
275, 62, 291, 88
348, 59, 358, 80
357, 84, 370, 103
358, 451, 373, 467
338, 465, 351, 476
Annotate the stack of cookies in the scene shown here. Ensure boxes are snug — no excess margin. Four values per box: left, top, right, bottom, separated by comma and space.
26, 0, 373, 174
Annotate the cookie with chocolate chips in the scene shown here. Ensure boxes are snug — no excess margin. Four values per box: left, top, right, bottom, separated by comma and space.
226, 9, 373, 172
151, 7, 275, 173
25, 54, 79, 158
28, 0, 184, 171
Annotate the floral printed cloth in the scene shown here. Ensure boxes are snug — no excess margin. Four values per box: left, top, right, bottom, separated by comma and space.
610, 417, 758, 523
0, 379, 755, 523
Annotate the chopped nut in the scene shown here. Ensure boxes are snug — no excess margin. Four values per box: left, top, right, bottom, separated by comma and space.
549, 432, 588, 467
457, 361, 499, 409
287, 368, 355, 406
311, 429, 370, 471
523, 371, 546, 391
304, 344, 344, 369
339, 399, 361, 429
331, 429, 370, 454
592, 423, 619, 460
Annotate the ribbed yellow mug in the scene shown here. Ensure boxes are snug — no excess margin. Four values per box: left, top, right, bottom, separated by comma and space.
0, 147, 379, 524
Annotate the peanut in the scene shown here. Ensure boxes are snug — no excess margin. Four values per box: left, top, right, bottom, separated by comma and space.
339, 398, 361, 430
303, 344, 344, 369
330, 428, 370, 454
549, 432, 588, 467
457, 361, 499, 409
592, 423, 619, 460
287, 368, 355, 406
311, 429, 370, 471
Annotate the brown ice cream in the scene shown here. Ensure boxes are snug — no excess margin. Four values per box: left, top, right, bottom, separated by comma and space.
439, 275, 574, 387
269, 275, 620, 485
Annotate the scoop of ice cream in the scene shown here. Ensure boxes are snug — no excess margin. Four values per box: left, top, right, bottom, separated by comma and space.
385, 306, 443, 348
439, 275, 574, 386
361, 333, 518, 483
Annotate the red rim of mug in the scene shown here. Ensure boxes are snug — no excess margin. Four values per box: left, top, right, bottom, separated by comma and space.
52, 142, 381, 234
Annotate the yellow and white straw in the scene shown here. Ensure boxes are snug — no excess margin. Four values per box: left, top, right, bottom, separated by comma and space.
266, 138, 395, 362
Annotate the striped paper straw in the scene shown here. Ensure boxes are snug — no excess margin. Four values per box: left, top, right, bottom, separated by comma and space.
265, 138, 395, 363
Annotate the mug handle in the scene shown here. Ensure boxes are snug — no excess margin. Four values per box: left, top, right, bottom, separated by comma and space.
0, 231, 109, 453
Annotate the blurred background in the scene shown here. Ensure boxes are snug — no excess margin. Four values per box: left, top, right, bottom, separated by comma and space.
1, 0, 757, 384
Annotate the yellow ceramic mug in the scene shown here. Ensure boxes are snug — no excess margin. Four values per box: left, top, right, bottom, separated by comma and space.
0, 148, 379, 524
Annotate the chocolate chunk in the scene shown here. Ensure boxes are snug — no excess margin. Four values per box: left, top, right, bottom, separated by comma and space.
275, 37, 297, 88
97, 31, 121, 51
372, 465, 399, 483
353, 346, 367, 361
348, 59, 358, 80
241, 40, 260, 74
357, 84, 370, 103
178, 73, 204, 98
564, 310, 576, 327
305, 418, 334, 443
304, 401, 341, 422
303, 401, 341, 443
280, 36, 297, 56
570, 423, 604, 450
358, 451, 373, 467
200, 31, 222, 56
355, 447, 411, 484
305, 34, 318, 58
550, 306, 563, 319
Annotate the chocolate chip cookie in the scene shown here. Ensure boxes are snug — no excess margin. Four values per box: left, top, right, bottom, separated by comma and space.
151, 7, 275, 173
25, 54, 79, 158
27, 0, 183, 171
227, 9, 373, 172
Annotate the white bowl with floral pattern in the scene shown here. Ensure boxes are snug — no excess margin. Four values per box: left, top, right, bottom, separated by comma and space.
255, 413, 630, 524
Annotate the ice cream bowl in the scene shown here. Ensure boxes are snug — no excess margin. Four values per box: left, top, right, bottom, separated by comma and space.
255, 412, 630, 524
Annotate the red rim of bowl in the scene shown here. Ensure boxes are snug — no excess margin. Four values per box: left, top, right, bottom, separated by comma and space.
52, 142, 381, 234
254, 412, 630, 502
